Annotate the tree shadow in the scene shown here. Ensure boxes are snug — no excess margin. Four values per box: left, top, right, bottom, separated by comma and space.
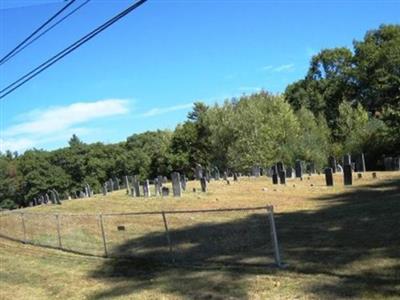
89, 178, 400, 299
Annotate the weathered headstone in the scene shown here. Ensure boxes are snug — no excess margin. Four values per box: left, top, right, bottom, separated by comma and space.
49, 190, 57, 204
213, 167, 220, 180
162, 187, 169, 197
102, 183, 107, 196
343, 164, 352, 186
143, 180, 151, 197
356, 153, 366, 172
195, 163, 203, 179
325, 168, 333, 186
171, 172, 182, 197
45, 193, 50, 204
79, 191, 85, 198
108, 179, 114, 192
279, 170, 286, 184
156, 176, 163, 196
39, 195, 44, 204
272, 173, 279, 185
124, 175, 130, 192
286, 167, 293, 178
130, 187, 135, 197
115, 178, 120, 190
252, 165, 261, 177
276, 162, 284, 173
343, 154, 351, 166
200, 177, 207, 192
233, 172, 238, 181
295, 160, 303, 178
132, 175, 140, 197
328, 156, 337, 173
180, 174, 187, 191
223, 171, 228, 181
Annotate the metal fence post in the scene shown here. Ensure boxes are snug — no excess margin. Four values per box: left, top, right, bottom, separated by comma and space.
161, 211, 174, 263
55, 214, 62, 249
20, 212, 27, 243
99, 214, 108, 257
266, 206, 282, 267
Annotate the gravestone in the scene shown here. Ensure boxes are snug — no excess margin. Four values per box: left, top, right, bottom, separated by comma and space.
343, 154, 351, 166
130, 187, 135, 197
384, 157, 393, 171
143, 180, 150, 197
295, 160, 303, 178
157, 176, 163, 196
343, 164, 353, 186
124, 175, 130, 192
356, 153, 366, 172
39, 195, 44, 204
102, 183, 107, 196
171, 172, 182, 197
49, 190, 57, 204
84, 185, 89, 198
213, 167, 220, 180
163, 176, 168, 183
276, 162, 284, 173
223, 171, 228, 181
132, 175, 140, 197
54, 189, 61, 204
279, 170, 286, 184
45, 193, 50, 204
233, 172, 238, 181
195, 163, 203, 179
200, 177, 207, 192
394, 157, 400, 171
309, 162, 316, 174
325, 168, 333, 186
108, 179, 114, 192
286, 167, 293, 178
180, 174, 187, 191
252, 165, 261, 177
33, 198, 37, 206
328, 156, 337, 173
79, 191, 85, 198
162, 187, 169, 197
272, 173, 279, 185
115, 178, 120, 190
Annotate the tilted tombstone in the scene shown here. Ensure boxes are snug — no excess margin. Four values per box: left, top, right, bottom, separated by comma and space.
195, 163, 203, 179
200, 177, 207, 192
295, 160, 303, 178
180, 174, 187, 191
356, 153, 366, 172
343, 164, 353, 186
328, 156, 337, 173
286, 167, 293, 178
171, 172, 182, 197
325, 168, 334, 186
162, 187, 169, 197
132, 175, 141, 197
343, 154, 351, 166
143, 180, 151, 197
384, 157, 393, 171
279, 170, 286, 184
45, 193, 50, 204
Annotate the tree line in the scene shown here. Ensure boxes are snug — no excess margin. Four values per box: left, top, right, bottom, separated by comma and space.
1, 24, 399, 209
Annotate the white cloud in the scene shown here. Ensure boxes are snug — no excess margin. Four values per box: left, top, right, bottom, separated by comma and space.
273, 64, 295, 72
141, 103, 193, 117
238, 86, 262, 92
1, 99, 130, 152
261, 64, 295, 73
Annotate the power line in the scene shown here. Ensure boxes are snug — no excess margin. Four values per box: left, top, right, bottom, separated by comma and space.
0, 0, 91, 66
0, 0, 148, 100
0, 0, 77, 65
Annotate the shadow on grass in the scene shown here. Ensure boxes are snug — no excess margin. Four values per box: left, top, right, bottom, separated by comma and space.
89, 178, 400, 299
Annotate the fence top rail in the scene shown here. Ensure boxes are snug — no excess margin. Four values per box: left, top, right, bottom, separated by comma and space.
0, 205, 272, 217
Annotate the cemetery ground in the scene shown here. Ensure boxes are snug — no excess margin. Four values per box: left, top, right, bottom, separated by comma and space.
1, 172, 399, 299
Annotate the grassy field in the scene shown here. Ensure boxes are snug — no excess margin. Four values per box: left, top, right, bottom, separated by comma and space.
1, 172, 399, 299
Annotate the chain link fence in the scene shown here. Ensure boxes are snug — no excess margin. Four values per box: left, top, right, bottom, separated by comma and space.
0, 206, 282, 267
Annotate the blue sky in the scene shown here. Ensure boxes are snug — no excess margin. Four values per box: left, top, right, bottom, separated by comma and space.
1, 0, 399, 153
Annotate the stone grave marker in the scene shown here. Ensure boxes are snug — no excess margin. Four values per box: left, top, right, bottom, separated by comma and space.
325, 168, 333, 186
356, 153, 366, 172
171, 172, 182, 197
132, 175, 140, 197
328, 156, 337, 173
276, 162, 284, 173
200, 177, 207, 192
252, 165, 261, 177
102, 183, 107, 196
343, 164, 352, 186
233, 172, 238, 181
286, 167, 293, 178
295, 160, 303, 178
124, 176, 130, 192
195, 163, 203, 179
279, 170, 286, 184
162, 187, 169, 197
143, 180, 151, 197
343, 154, 351, 166
180, 174, 187, 191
